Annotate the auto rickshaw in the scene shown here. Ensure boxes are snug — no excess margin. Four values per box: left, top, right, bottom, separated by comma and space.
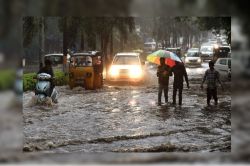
68, 51, 103, 90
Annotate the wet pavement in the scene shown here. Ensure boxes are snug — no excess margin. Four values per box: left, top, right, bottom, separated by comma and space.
23, 62, 231, 153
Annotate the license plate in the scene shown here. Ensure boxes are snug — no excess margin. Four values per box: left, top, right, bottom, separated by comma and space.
119, 69, 129, 74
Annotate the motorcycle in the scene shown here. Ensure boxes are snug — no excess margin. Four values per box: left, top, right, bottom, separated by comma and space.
34, 73, 58, 104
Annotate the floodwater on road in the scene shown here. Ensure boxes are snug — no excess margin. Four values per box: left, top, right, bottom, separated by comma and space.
23, 62, 231, 153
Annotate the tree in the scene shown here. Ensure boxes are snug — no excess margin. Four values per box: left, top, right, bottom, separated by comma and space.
23, 16, 46, 67
58, 17, 84, 71
57, 17, 135, 73
195, 17, 231, 44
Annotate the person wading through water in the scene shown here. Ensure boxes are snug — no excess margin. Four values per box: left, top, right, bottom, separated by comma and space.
157, 57, 172, 106
172, 61, 189, 105
201, 60, 224, 106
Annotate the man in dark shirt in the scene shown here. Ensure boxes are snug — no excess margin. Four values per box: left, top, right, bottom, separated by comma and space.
38, 60, 54, 77
172, 61, 189, 105
37, 59, 55, 95
157, 57, 172, 106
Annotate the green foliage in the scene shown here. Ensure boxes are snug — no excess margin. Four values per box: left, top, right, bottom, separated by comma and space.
54, 71, 69, 86
23, 73, 36, 92
23, 71, 68, 91
0, 70, 15, 90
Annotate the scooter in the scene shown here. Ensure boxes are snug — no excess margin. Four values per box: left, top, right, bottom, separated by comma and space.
34, 73, 58, 104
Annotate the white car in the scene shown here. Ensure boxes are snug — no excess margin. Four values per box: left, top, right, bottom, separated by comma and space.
188, 48, 199, 52
200, 45, 214, 61
184, 51, 202, 67
108, 52, 144, 83
214, 58, 231, 81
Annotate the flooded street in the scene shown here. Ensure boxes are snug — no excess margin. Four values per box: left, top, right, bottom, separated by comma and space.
23, 62, 231, 153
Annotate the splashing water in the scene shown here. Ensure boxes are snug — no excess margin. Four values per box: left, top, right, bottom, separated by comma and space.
25, 96, 54, 108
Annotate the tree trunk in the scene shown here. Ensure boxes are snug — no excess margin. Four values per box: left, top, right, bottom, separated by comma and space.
174, 32, 178, 47
110, 30, 113, 58
80, 29, 85, 51
101, 34, 110, 78
38, 17, 45, 69
63, 17, 69, 73
120, 35, 124, 51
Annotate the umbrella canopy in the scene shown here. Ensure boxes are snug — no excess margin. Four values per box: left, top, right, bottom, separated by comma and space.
147, 50, 182, 67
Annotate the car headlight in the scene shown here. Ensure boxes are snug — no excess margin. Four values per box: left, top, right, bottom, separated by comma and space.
214, 44, 219, 49
185, 58, 189, 63
109, 66, 119, 77
129, 66, 142, 78
198, 58, 201, 63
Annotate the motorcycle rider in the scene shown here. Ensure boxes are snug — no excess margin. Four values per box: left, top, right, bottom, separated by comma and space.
37, 59, 55, 97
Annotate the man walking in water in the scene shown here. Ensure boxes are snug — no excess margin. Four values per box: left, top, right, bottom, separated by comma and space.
172, 61, 189, 105
201, 61, 224, 106
157, 57, 172, 106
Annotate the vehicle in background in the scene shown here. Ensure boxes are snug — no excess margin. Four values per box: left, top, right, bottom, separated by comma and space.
157, 43, 163, 49
200, 44, 214, 61
213, 45, 231, 62
68, 51, 103, 90
222, 41, 228, 45
184, 49, 202, 67
214, 58, 231, 81
208, 40, 217, 45
143, 41, 156, 54
43, 53, 70, 72
108, 52, 144, 83
165, 47, 182, 59
208, 38, 218, 45
187, 48, 199, 52
133, 49, 147, 63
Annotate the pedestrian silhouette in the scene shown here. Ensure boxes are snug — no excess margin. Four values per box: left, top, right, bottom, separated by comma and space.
157, 57, 172, 106
201, 61, 224, 106
172, 61, 189, 105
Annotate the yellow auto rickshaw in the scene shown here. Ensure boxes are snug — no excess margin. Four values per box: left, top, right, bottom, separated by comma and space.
68, 51, 103, 90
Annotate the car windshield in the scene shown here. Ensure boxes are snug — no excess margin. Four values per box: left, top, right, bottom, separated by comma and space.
113, 56, 140, 65
187, 52, 199, 57
71, 56, 92, 67
201, 47, 213, 52
219, 47, 230, 53
44, 55, 63, 65
144, 43, 155, 48
188, 49, 199, 52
